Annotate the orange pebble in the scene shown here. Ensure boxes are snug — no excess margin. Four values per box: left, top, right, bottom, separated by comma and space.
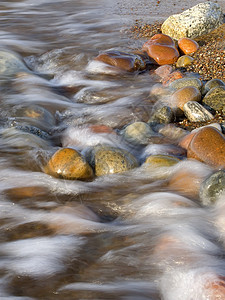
178, 38, 199, 55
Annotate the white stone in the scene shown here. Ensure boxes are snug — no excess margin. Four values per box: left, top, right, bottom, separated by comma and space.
161, 2, 224, 40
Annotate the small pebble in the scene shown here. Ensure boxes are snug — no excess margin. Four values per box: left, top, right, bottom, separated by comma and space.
178, 38, 199, 55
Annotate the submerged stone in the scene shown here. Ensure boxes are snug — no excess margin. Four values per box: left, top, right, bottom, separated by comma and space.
161, 2, 224, 39
95, 50, 146, 72
44, 148, 94, 180
145, 154, 180, 167
0, 49, 30, 76
199, 170, 225, 205
93, 145, 138, 176
123, 121, 154, 145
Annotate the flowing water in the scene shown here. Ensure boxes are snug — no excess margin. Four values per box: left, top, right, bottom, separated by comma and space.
0, 0, 225, 299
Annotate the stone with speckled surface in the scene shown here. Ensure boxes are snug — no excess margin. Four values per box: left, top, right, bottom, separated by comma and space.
162, 2, 224, 40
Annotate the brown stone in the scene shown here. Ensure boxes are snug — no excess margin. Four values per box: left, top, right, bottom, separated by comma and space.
171, 86, 201, 110
168, 168, 204, 198
44, 148, 94, 180
178, 38, 199, 55
142, 33, 179, 65
187, 127, 225, 169
95, 50, 146, 72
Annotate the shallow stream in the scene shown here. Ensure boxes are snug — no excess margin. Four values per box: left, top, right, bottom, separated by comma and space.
0, 1, 225, 299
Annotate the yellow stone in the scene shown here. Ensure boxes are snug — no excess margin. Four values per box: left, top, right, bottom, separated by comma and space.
44, 148, 93, 180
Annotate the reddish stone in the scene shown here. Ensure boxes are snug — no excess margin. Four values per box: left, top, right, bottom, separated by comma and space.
162, 70, 184, 86
187, 127, 225, 169
89, 124, 114, 134
142, 33, 179, 65
154, 65, 173, 80
178, 38, 199, 55
95, 50, 146, 72
179, 132, 196, 150
168, 168, 204, 198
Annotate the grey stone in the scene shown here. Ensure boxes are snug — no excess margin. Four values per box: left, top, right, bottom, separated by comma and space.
199, 171, 225, 205
161, 2, 224, 40
183, 101, 214, 122
169, 77, 202, 91
123, 121, 154, 145
202, 78, 225, 95
202, 86, 225, 112
0, 49, 29, 76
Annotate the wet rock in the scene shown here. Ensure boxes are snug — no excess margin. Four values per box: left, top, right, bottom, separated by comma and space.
145, 154, 180, 167
149, 105, 174, 124
158, 124, 187, 141
0, 49, 30, 76
0, 127, 51, 151
187, 126, 225, 169
169, 77, 202, 91
178, 38, 199, 55
123, 121, 154, 145
199, 170, 225, 205
168, 161, 212, 199
95, 50, 146, 72
161, 2, 224, 39
171, 86, 201, 111
202, 86, 225, 112
179, 131, 196, 150
183, 101, 214, 123
162, 70, 184, 86
12, 105, 55, 129
142, 34, 179, 65
154, 65, 173, 80
179, 123, 222, 150
93, 145, 138, 176
44, 148, 94, 180
176, 55, 194, 68
202, 78, 225, 96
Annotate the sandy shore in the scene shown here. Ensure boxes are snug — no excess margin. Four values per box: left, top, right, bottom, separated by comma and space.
113, 0, 225, 24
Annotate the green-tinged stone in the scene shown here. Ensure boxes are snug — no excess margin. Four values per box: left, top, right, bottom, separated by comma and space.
176, 55, 194, 68
145, 154, 180, 167
199, 170, 225, 205
123, 121, 154, 145
202, 86, 225, 112
169, 77, 202, 91
149, 106, 174, 124
202, 78, 225, 95
93, 145, 138, 176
